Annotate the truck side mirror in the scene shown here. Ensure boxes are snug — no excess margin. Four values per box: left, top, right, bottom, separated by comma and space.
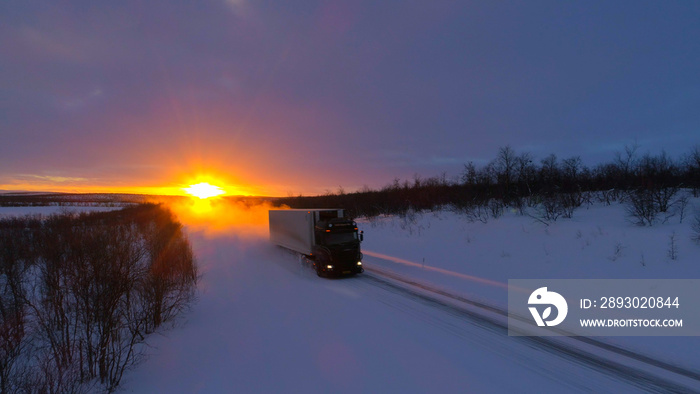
359, 231, 364, 242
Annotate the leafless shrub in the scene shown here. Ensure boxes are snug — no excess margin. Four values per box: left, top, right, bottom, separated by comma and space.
0, 223, 33, 394
0, 204, 197, 392
398, 208, 425, 235
559, 192, 583, 219
598, 189, 620, 205
461, 204, 489, 224
488, 199, 504, 219
692, 212, 700, 244
511, 196, 526, 216
609, 242, 626, 262
580, 191, 595, 207
654, 186, 679, 215
668, 231, 678, 261
627, 189, 658, 226
540, 195, 562, 222
673, 193, 690, 223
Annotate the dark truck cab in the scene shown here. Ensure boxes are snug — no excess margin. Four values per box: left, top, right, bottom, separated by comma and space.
312, 215, 364, 276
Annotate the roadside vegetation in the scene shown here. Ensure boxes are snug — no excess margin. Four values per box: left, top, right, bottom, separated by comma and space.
274, 144, 700, 228
0, 193, 151, 208
0, 203, 197, 393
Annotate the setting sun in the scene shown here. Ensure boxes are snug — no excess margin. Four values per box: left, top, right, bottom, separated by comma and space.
183, 182, 226, 199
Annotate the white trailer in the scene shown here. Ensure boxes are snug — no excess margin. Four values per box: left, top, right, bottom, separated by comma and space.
268, 209, 344, 255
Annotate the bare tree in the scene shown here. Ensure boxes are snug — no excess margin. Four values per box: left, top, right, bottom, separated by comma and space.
461, 162, 478, 186
495, 146, 518, 202
615, 142, 639, 184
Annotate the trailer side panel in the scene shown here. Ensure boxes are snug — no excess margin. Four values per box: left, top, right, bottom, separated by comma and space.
269, 210, 314, 255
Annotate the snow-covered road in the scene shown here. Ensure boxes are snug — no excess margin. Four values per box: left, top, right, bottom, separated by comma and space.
122, 231, 693, 393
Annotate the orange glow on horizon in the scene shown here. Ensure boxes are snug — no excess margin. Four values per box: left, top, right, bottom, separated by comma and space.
0, 175, 272, 197
0, 114, 339, 198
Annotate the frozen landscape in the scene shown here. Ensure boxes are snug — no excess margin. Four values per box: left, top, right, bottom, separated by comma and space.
4, 1, 700, 392
93, 195, 699, 393
2, 196, 699, 392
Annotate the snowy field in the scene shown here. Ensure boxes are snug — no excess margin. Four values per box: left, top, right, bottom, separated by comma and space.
127, 196, 700, 393
358, 201, 700, 376
0, 205, 120, 218
3, 198, 700, 393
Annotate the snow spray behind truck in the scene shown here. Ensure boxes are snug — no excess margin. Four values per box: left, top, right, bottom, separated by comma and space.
269, 209, 364, 277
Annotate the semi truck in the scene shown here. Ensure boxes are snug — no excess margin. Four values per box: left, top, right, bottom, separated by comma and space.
269, 209, 364, 277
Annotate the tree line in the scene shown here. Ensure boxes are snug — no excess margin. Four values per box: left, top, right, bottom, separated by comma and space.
0, 204, 197, 393
274, 145, 700, 225
0, 194, 150, 208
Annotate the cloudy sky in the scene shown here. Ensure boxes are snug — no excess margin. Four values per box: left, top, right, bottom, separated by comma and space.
1, 1, 699, 196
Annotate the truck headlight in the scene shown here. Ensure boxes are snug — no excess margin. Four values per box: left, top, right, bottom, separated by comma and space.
326, 265, 333, 270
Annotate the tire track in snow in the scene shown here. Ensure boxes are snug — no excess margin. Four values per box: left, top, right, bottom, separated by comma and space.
361, 266, 700, 394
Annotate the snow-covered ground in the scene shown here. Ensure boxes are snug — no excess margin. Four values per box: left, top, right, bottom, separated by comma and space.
4, 197, 700, 392
362, 201, 699, 283
0, 205, 120, 218
358, 200, 700, 375
125, 196, 700, 393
